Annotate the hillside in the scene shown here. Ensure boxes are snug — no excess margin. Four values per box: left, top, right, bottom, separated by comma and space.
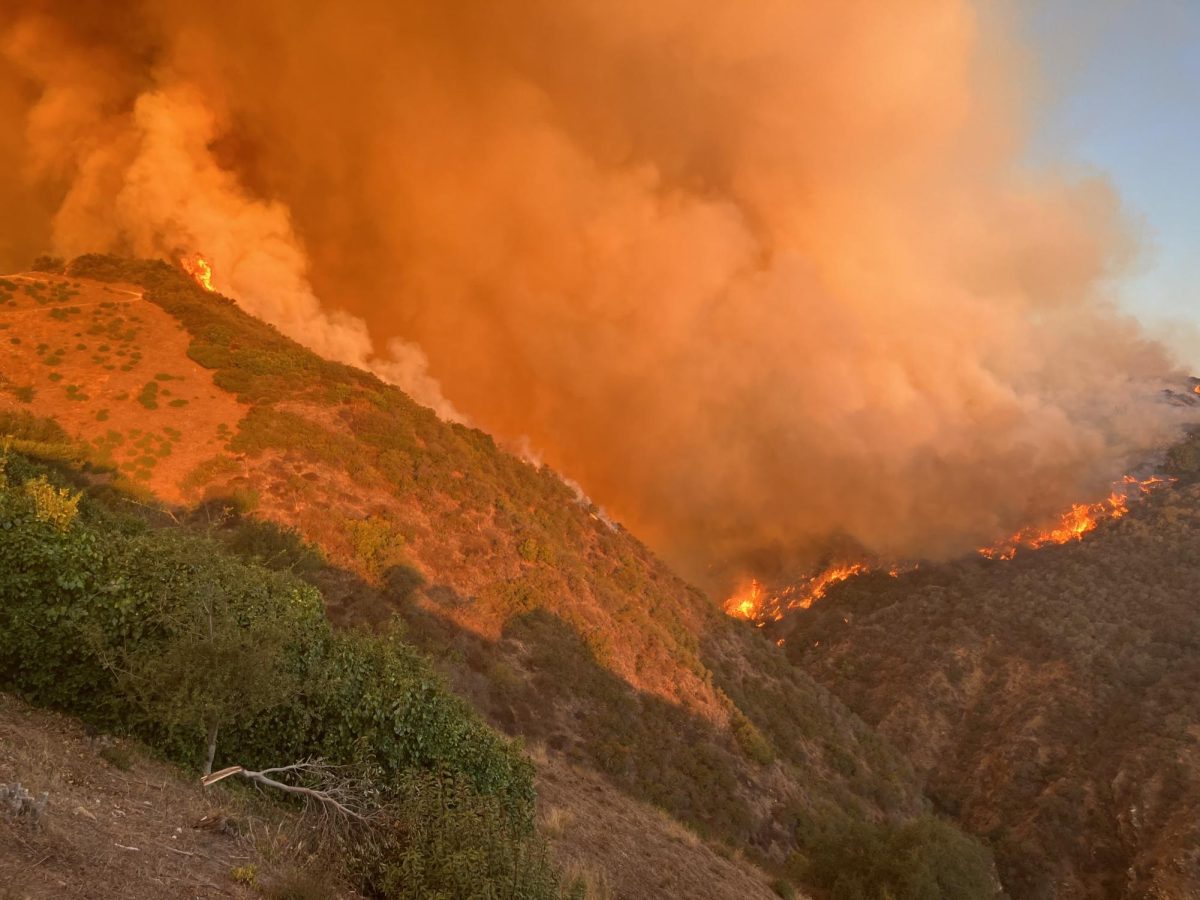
0, 693, 340, 899
0, 686, 783, 900
774, 426, 1200, 898
0, 255, 996, 898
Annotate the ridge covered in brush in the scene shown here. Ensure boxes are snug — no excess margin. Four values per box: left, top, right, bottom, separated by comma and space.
0, 255, 997, 897
778, 427, 1200, 898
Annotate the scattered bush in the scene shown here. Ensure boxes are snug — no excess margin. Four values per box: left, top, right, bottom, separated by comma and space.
800, 816, 998, 899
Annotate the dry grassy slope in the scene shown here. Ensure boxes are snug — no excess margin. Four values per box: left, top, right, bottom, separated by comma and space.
0, 257, 933, 892
0, 272, 245, 503
0, 693, 337, 900
781, 448, 1200, 900
533, 744, 794, 900
0, 691, 788, 900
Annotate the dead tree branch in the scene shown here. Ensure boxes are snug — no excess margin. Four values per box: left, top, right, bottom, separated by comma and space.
202, 759, 373, 824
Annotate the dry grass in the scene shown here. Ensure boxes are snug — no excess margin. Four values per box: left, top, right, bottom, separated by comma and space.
0, 693, 348, 899
0, 272, 246, 503
531, 743, 798, 900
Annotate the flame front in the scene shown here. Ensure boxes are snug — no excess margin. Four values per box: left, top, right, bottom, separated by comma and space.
725, 474, 1174, 625
724, 562, 870, 624
977, 475, 1169, 560
181, 253, 215, 292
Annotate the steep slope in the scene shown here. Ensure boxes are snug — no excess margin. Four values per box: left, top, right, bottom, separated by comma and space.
0, 693, 340, 900
0, 255, 993, 895
777, 427, 1200, 899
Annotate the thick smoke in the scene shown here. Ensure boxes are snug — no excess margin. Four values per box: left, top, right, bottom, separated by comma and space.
0, 1, 1189, 586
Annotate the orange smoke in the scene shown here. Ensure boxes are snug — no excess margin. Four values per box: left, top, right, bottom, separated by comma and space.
0, 2, 1193, 586
727, 473, 1175, 623
181, 253, 214, 291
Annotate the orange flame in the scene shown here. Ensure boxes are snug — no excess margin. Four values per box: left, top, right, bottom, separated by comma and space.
724, 562, 869, 623
1194, 384, 1200, 395
181, 253, 215, 292
724, 579, 765, 620
798, 563, 869, 610
978, 475, 1170, 560
725, 474, 1175, 624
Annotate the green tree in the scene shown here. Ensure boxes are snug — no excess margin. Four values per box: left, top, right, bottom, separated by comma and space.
109, 539, 304, 774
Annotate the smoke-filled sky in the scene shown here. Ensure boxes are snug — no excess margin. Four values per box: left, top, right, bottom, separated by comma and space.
0, 1, 1193, 587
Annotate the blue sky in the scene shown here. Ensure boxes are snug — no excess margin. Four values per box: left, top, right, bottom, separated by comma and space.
1018, 1, 1200, 367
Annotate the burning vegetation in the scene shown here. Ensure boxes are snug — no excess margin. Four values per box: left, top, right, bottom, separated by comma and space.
726, 564, 870, 624
726, 474, 1177, 624
180, 254, 215, 292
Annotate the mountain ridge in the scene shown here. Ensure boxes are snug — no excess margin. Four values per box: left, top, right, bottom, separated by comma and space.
0, 254, 998, 898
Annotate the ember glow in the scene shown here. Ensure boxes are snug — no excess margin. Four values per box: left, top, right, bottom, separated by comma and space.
181, 254, 214, 292
725, 580, 765, 621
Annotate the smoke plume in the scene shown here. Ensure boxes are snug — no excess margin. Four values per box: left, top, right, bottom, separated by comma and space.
0, 1, 1189, 586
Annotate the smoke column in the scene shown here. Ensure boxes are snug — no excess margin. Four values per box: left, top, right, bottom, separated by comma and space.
0, 1, 1189, 586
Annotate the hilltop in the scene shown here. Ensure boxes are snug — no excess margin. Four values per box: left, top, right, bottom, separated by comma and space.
0, 255, 997, 898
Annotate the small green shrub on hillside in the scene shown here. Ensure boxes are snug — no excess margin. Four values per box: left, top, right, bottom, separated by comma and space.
0, 410, 69, 444
137, 380, 159, 409
352, 772, 582, 900
347, 516, 407, 582
799, 816, 998, 899
225, 519, 325, 574
31, 254, 65, 274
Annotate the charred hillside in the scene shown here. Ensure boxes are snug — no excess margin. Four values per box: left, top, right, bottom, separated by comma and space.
0, 255, 1001, 898
779, 427, 1200, 899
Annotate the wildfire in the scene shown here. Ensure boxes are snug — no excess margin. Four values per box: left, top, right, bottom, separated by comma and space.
181, 253, 215, 292
725, 473, 1175, 625
725, 579, 765, 620
724, 562, 869, 624
800, 563, 869, 609
978, 474, 1171, 560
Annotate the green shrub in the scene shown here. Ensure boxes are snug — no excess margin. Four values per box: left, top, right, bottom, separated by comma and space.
731, 712, 775, 765
0, 410, 69, 444
137, 381, 159, 409
352, 772, 581, 900
0, 453, 532, 819
31, 255, 65, 274
800, 816, 998, 899
225, 519, 325, 574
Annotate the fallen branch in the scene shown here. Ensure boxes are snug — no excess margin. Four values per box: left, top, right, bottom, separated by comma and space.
201, 759, 372, 823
